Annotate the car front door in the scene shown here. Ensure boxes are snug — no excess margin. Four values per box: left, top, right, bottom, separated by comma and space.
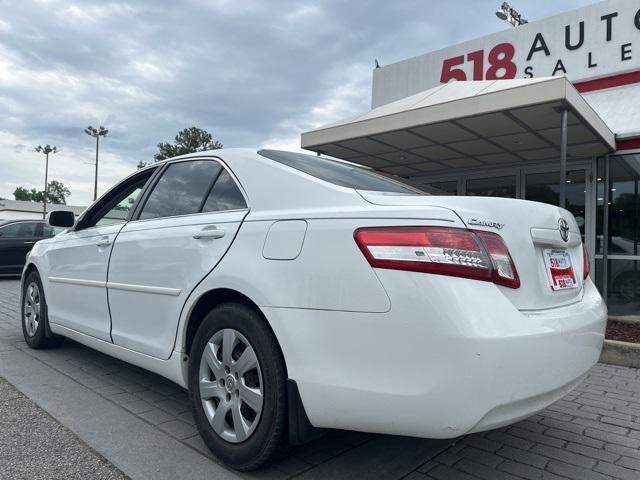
0, 221, 41, 275
43, 168, 158, 341
107, 158, 249, 359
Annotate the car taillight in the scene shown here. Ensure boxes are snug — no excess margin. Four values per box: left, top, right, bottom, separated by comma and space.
354, 226, 520, 288
582, 243, 590, 280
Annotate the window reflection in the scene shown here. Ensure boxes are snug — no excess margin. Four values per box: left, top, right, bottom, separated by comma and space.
421, 180, 458, 196
596, 154, 640, 256
525, 170, 586, 240
466, 176, 516, 198
595, 259, 640, 316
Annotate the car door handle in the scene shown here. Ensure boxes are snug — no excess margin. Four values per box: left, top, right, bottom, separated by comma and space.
193, 226, 226, 240
23, 241, 35, 245
95, 236, 112, 247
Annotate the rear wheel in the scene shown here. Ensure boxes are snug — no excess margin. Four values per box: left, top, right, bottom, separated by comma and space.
188, 302, 287, 470
21, 271, 64, 349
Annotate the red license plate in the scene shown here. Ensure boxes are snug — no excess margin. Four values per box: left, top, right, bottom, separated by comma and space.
543, 249, 577, 290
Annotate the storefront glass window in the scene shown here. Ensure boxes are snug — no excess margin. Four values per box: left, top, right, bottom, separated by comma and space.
421, 180, 458, 196
525, 170, 586, 240
595, 259, 640, 317
465, 175, 516, 198
609, 155, 640, 256
596, 154, 640, 256
595, 154, 640, 318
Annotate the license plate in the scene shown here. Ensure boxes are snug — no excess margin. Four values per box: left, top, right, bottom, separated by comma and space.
543, 249, 577, 290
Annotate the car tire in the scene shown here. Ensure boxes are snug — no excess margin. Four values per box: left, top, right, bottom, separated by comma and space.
21, 271, 64, 349
188, 302, 287, 471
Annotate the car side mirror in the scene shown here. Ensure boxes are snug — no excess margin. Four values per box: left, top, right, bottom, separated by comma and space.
47, 210, 75, 228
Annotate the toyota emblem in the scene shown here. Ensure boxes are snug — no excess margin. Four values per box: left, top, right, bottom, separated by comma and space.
558, 218, 570, 242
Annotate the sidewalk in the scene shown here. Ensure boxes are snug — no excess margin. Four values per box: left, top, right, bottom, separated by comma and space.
2, 278, 640, 480
0, 376, 127, 479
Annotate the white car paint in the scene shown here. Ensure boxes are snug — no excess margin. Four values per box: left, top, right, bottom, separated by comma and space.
23, 148, 606, 439
44, 222, 123, 342
107, 208, 247, 359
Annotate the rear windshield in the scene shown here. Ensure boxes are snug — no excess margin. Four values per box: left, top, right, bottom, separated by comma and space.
258, 149, 424, 194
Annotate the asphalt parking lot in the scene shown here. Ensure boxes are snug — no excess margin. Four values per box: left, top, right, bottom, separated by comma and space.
1, 278, 640, 480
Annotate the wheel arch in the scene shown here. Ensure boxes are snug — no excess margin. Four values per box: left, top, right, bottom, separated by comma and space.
23, 262, 39, 282
181, 287, 321, 445
182, 288, 286, 373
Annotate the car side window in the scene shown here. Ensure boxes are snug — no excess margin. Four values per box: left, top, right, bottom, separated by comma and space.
202, 169, 247, 212
42, 225, 66, 237
76, 168, 157, 230
0, 222, 40, 238
139, 160, 222, 220
96, 186, 145, 227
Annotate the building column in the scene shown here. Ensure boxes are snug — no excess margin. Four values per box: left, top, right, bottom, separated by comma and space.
559, 108, 568, 209
602, 154, 611, 303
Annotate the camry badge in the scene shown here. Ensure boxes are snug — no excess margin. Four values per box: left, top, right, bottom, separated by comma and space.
468, 218, 504, 230
559, 218, 570, 242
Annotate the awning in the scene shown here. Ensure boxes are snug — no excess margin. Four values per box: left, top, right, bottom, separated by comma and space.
301, 77, 615, 179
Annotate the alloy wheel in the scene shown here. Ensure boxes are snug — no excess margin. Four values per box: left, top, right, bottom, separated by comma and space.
199, 328, 264, 443
23, 282, 41, 337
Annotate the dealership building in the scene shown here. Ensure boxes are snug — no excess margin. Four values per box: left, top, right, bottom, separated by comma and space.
302, 0, 640, 318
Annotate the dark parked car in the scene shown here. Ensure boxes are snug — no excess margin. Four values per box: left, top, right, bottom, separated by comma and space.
0, 220, 64, 276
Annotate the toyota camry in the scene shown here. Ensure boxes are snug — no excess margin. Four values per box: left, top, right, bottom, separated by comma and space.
21, 149, 606, 470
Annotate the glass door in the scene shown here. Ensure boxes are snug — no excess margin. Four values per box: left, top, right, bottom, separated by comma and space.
596, 154, 640, 318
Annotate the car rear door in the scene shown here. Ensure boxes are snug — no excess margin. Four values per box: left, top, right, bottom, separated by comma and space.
0, 221, 41, 274
107, 158, 249, 359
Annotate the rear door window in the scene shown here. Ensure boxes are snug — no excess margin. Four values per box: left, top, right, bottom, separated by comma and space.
258, 149, 423, 194
202, 169, 247, 212
139, 160, 222, 220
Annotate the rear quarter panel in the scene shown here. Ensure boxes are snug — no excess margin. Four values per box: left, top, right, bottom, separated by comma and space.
174, 204, 465, 354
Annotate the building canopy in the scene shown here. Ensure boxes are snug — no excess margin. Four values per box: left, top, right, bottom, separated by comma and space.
301, 77, 615, 179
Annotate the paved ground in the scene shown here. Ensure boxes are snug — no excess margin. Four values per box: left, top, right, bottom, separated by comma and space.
1, 278, 640, 480
0, 376, 128, 480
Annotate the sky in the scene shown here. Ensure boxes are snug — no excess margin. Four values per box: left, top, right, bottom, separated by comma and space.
0, 0, 597, 205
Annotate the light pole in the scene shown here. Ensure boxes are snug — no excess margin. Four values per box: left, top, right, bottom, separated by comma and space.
495, 2, 528, 27
84, 125, 109, 201
35, 145, 57, 219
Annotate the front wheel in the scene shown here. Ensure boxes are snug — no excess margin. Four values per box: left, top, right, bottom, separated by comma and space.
188, 303, 287, 471
21, 271, 64, 349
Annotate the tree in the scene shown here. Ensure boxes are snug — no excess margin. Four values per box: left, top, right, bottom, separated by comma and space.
154, 126, 222, 161
46, 181, 71, 204
13, 181, 71, 205
13, 186, 34, 201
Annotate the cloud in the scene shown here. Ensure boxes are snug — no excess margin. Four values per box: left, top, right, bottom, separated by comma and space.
0, 0, 596, 205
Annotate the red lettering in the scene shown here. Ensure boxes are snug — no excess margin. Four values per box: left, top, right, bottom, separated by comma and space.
440, 55, 467, 82
440, 43, 517, 83
486, 43, 517, 79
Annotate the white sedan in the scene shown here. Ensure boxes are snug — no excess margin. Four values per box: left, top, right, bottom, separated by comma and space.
21, 149, 606, 470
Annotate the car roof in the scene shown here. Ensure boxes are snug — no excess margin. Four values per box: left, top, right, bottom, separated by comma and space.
175, 148, 367, 213
134, 148, 375, 214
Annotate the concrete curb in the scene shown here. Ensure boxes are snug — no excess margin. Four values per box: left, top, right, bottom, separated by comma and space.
600, 339, 640, 369
609, 315, 640, 324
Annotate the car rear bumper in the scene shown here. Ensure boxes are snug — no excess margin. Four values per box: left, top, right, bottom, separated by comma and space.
263, 275, 606, 438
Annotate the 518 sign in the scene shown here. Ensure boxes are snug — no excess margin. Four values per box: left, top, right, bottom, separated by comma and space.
440, 43, 517, 83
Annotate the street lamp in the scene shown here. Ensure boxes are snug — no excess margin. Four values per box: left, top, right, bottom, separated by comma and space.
84, 125, 109, 201
35, 145, 58, 219
495, 2, 528, 27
